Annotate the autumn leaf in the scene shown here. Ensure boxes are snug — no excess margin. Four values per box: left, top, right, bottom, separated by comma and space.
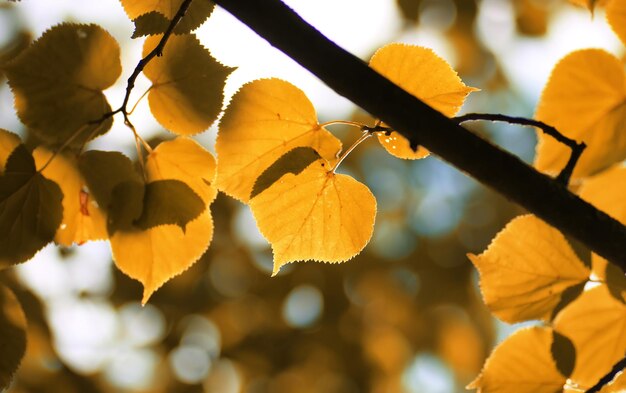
143, 34, 233, 135
4, 24, 121, 147
33, 148, 107, 246
554, 285, 626, 389
120, 0, 214, 37
607, 0, 626, 47
369, 44, 477, 159
216, 78, 342, 202
597, 367, 626, 393
249, 148, 376, 275
468, 326, 569, 392
468, 215, 590, 323
0, 145, 63, 266
0, 285, 27, 391
109, 138, 216, 303
0, 129, 20, 173
568, 0, 608, 10
534, 49, 626, 179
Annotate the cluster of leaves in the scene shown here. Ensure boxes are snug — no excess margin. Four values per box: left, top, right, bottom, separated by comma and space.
469, 1, 626, 391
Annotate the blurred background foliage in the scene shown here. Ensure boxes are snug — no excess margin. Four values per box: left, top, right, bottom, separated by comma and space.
0, 0, 623, 392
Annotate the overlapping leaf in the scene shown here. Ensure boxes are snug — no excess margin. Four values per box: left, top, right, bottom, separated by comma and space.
108, 138, 216, 303
0, 145, 63, 266
249, 147, 376, 275
4, 24, 121, 147
554, 285, 626, 388
0, 285, 27, 391
369, 44, 477, 159
33, 148, 107, 246
468, 327, 568, 392
607, 0, 626, 47
120, 0, 214, 37
468, 215, 590, 323
216, 78, 342, 202
0, 129, 20, 173
534, 49, 626, 179
143, 34, 232, 135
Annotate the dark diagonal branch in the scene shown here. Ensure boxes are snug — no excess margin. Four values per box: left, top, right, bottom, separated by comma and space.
211, 0, 626, 270
586, 354, 626, 393
453, 113, 586, 186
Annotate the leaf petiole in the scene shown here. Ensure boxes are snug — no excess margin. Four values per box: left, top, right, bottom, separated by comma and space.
331, 131, 372, 173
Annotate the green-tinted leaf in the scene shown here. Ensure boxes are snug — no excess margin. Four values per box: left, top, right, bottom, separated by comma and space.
251, 146, 321, 199
134, 179, 204, 231
551, 331, 576, 378
0, 285, 26, 390
4, 24, 121, 147
0, 145, 63, 266
121, 0, 214, 37
108, 180, 145, 235
131, 11, 170, 38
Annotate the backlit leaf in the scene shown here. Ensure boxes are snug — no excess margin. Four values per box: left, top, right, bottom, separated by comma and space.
33, 148, 107, 246
554, 285, 626, 389
468, 215, 590, 323
143, 34, 233, 135
568, 0, 608, 10
0, 145, 63, 266
216, 78, 342, 202
597, 367, 626, 393
4, 24, 121, 147
607, 0, 626, 47
468, 326, 567, 392
249, 151, 376, 275
0, 129, 20, 173
109, 138, 216, 303
0, 285, 27, 391
369, 44, 477, 159
534, 49, 626, 179
120, 0, 214, 36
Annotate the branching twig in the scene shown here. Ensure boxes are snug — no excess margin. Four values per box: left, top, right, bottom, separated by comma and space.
586, 354, 626, 393
453, 113, 586, 186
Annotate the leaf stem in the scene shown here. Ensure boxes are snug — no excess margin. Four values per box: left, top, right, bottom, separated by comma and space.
318, 120, 364, 129
128, 86, 152, 115
452, 113, 586, 186
38, 123, 91, 173
331, 131, 372, 173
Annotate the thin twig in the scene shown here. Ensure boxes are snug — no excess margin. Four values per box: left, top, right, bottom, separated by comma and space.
586, 354, 626, 393
453, 113, 586, 186
331, 131, 372, 173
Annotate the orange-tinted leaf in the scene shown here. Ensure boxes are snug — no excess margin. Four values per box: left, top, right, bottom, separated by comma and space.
468, 215, 590, 323
249, 149, 376, 275
369, 44, 477, 159
607, 0, 626, 46
568, 0, 608, 10
4, 24, 121, 147
597, 367, 626, 393
0, 145, 63, 266
216, 78, 342, 202
0, 129, 20, 173
120, 0, 214, 36
143, 34, 233, 135
0, 285, 27, 391
33, 148, 107, 246
110, 138, 216, 303
468, 326, 567, 392
534, 49, 626, 178
554, 285, 626, 389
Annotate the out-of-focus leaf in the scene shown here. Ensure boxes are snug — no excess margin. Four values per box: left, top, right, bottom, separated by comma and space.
120, 0, 214, 36
607, 0, 626, 47
0, 129, 20, 173
4, 24, 121, 147
216, 78, 342, 202
534, 49, 626, 179
33, 148, 107, 246
468, 215, 590, 323
249, 153, 376, 275
468, 326, 568, 392
0, 285, 27, 391
143, 34, 233, 135
369, 44, 477, 159
554, 285, 626, 388
568, 0, 608, 10
0, 145, 63, 266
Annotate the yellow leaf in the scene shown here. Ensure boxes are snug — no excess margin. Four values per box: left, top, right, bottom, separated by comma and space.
534, 49, 626, 178
33, 148, 107, 246
143, 34, 233, 135
120, 0, 214, 36
0, 129, 20, 173
468, 326, 567, 392
369, 44, 477, 159
109, 138, 216, 303
216, 78, 342, 202
0, 285, 26, 391
597, 367, 626, 393
554, 285, 626, 389
249, 150, 376, 275
568, 0, 608, 10
4, 24, 121, 147
469, 215, 590, 323
607, 0, 626, 47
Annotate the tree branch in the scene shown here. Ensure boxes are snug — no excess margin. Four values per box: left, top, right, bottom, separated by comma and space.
586, 354, 626, 393
211, 0, 626, 270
